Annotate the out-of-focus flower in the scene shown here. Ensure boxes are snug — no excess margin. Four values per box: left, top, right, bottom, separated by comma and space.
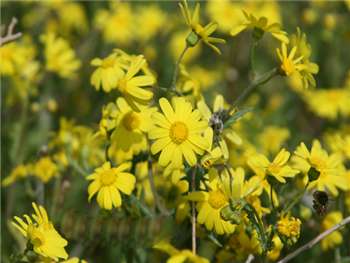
109, 97, 156, 152
258, 126, 290, 154
12, 203, 68, 261
40, 33, 80, 78
277, 214, 301, 244
90, 53, 125, 92
87, 162, 135, 210
154, 241, 209, 263
267, 235, 283, 261
230, 11, 288, 43
292, 140, 348, 196
149, 97, 209, 168
179, 0, 225, 54
2, 164, 30, 186
33, 157, 59, 183
321, 212, 343, 250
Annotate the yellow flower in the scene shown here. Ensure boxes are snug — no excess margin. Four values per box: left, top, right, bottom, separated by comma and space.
248, 148, 299, 183
154, 241, 209, 263
267, 235, 283, 261
33, 157, 59, 183
117, 55, 155, 111
277, 43, 305, 76
179, 0, 225, 54
292, 140, 348, 196
12, 202, 68, 261
110, 97, 156, 152
90, 53, 125, 92
149, 97, 209, 168
321, 212, 343, 250
2, 164, 29, 186
230, 10, 289, 43
87, 162, 135, 210
277, 214, 301, 243
258, 126, 290, 154
40, 33, 80, 78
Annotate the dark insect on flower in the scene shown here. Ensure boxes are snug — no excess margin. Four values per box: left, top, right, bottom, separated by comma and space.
312, 190, 329, 216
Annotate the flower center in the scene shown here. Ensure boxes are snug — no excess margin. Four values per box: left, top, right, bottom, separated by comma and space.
268, 163, 281, 174
208, 190, 227, 209
28, 226, 45, 247
100, 170, 116, 186
281, 58, 295, 76
169, 122, 188, 144
118, 78, 127, 92
101, 57, 115, 68
122, 111, 140, 131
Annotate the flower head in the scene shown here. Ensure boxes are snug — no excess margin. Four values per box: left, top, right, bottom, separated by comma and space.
231, 10, 289, 43
87, 162, 135, 210
40, 33, 80, 78
292, 140, 348, 196
12, 203, 68, 261
277, 214, 301, 244
321, 212, 343, 250
179, 0, 225, 54
149, 97, 209, 168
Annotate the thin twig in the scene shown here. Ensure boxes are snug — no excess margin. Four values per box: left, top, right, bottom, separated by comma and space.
277, 215, 350, 263
245, 254, 255, 263
170, 45, 189, 92
0, 17, 22, 46
191, 166, 197, 255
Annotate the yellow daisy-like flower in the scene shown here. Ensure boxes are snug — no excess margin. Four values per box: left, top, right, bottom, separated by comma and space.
33, 156, 59, 183
90, 53, 124, 92
111, 97, 156, 152
149, 97, 209, 168
117, 55, 155, 111
40, 33, 80, 78
154, 241, 209, 263
230, 10, 289, 43
248, 148, 299, 183
179, 0, 225, 54
292, 140, 348, 196
87, 162, 135, 210
12, 202, 68, 261
277, 214, 301, 243
321, 212, 343, 250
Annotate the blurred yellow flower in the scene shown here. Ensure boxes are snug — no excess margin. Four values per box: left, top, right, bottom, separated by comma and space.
12, 202, 68, 261
321, 212, 343, 250
90, 53, 124, 92
87, 162, 135, 210
40, 33, 81, 78
154, 241, 209, 263
33, 156, 59, 183
2, 164, 29, 186
258, 126, 290, 154
149, 97, 209, 168
230, 10, 288, 43
267, 235, 283, 261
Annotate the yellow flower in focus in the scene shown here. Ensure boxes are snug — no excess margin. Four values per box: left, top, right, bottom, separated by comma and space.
40, 33, 80, 78
277, 214, 301, 243
111, 97, 156, 152
277, 43, 305, 76
149, 97, 209, 168
248, 148, 299, 183
321, 212, 343, 250
33, 157, 59, 183
154, 241, 209, 263
116, 55, 155, 111
12, 202, 68, 261
87, 162, 135, 210
179, 0, 226, 54
292, 140, 348, 196
230, 10, 289, 43
90, 53, 124, 92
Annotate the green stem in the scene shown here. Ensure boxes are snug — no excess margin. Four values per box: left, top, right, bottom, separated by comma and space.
191, 166, 197, 255
170, 45, 189, 92
270, 184, 276, 210
231, 67, 278, 109
284, 182, 309, 213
